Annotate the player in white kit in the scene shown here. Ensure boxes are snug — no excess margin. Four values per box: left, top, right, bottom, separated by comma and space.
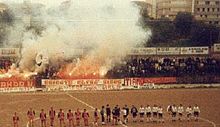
171, 104, 177, 122
152, 105, 158, 122
158, 106, 164, 123
139, 105, 145, 122
145, 105, 151, 122
193, 104, 200, 121
186, 105, 193, 121
122, 107, 127, 124
178, 104, 184, 121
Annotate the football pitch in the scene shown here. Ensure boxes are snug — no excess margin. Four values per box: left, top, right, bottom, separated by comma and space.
0, 88, 220, 127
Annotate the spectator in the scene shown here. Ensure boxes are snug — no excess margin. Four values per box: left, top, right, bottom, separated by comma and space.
107, 57, 220, 80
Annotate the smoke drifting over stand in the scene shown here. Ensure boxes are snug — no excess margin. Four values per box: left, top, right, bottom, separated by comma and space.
5, 0, 150, 78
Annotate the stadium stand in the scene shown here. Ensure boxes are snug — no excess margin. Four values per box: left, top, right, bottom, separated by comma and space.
107, 57, 220, 78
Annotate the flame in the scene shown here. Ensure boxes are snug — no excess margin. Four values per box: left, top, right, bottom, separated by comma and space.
57, 59, 106, 79
99, 67, 108, 77
57, 46, 112, 79
0, 64, 38, 80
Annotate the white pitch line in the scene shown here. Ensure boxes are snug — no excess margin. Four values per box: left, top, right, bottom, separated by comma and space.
66, 93, 95, 110
199, 117, 217, 127
66, 93, 128, 127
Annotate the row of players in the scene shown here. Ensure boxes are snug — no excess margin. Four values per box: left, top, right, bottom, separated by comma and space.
12, 104, 200, 127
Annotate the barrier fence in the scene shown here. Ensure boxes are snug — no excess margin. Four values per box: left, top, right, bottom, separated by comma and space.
41, 76, 220, 91
0, 76, 220, 92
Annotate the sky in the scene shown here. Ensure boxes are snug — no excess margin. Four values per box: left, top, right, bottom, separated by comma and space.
0, 0, 147, 8
0, 0, 67, 7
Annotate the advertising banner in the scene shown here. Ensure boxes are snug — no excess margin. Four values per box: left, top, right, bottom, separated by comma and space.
0, 48, 20, 57
0, 80, 35, 88
42, 79, 124, 90
128, 48, 157, 55
156, 47, 180, 55
180, 47, 209, 55
124, 77, 177, 86
42, 79, 123, 85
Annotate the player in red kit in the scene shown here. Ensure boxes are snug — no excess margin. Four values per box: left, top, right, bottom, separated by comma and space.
82, 109, 89, 126
13, 112, 19, 127
75, 108, 81, 126
67, 109, 74, 127
40, 109, 47, 127
49, 107, 56, 127
58, 109, 65, 127
27, 108, 35, 127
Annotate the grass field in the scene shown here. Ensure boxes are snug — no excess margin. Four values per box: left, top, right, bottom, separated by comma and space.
0, 88, 220, 127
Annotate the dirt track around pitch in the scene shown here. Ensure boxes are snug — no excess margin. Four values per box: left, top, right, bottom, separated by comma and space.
0, 88, 219, 127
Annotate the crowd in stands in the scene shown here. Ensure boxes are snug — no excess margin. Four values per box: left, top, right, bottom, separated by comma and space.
1, 56, 220, 81
107, 57, 220, 78
0, 59, 12, 70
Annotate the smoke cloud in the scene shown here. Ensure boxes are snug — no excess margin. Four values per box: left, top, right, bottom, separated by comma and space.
4, 0, 150, 77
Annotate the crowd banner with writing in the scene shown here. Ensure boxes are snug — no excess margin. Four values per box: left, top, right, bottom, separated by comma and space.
180, 47, 209, 55
124, 77, 177, 86
0, 80, 35, 88
214, 44, 220, 52
42, 79, 124, 90
128, 48, 157, 55
156, 47, 180, 55
0, 48, 20, 57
